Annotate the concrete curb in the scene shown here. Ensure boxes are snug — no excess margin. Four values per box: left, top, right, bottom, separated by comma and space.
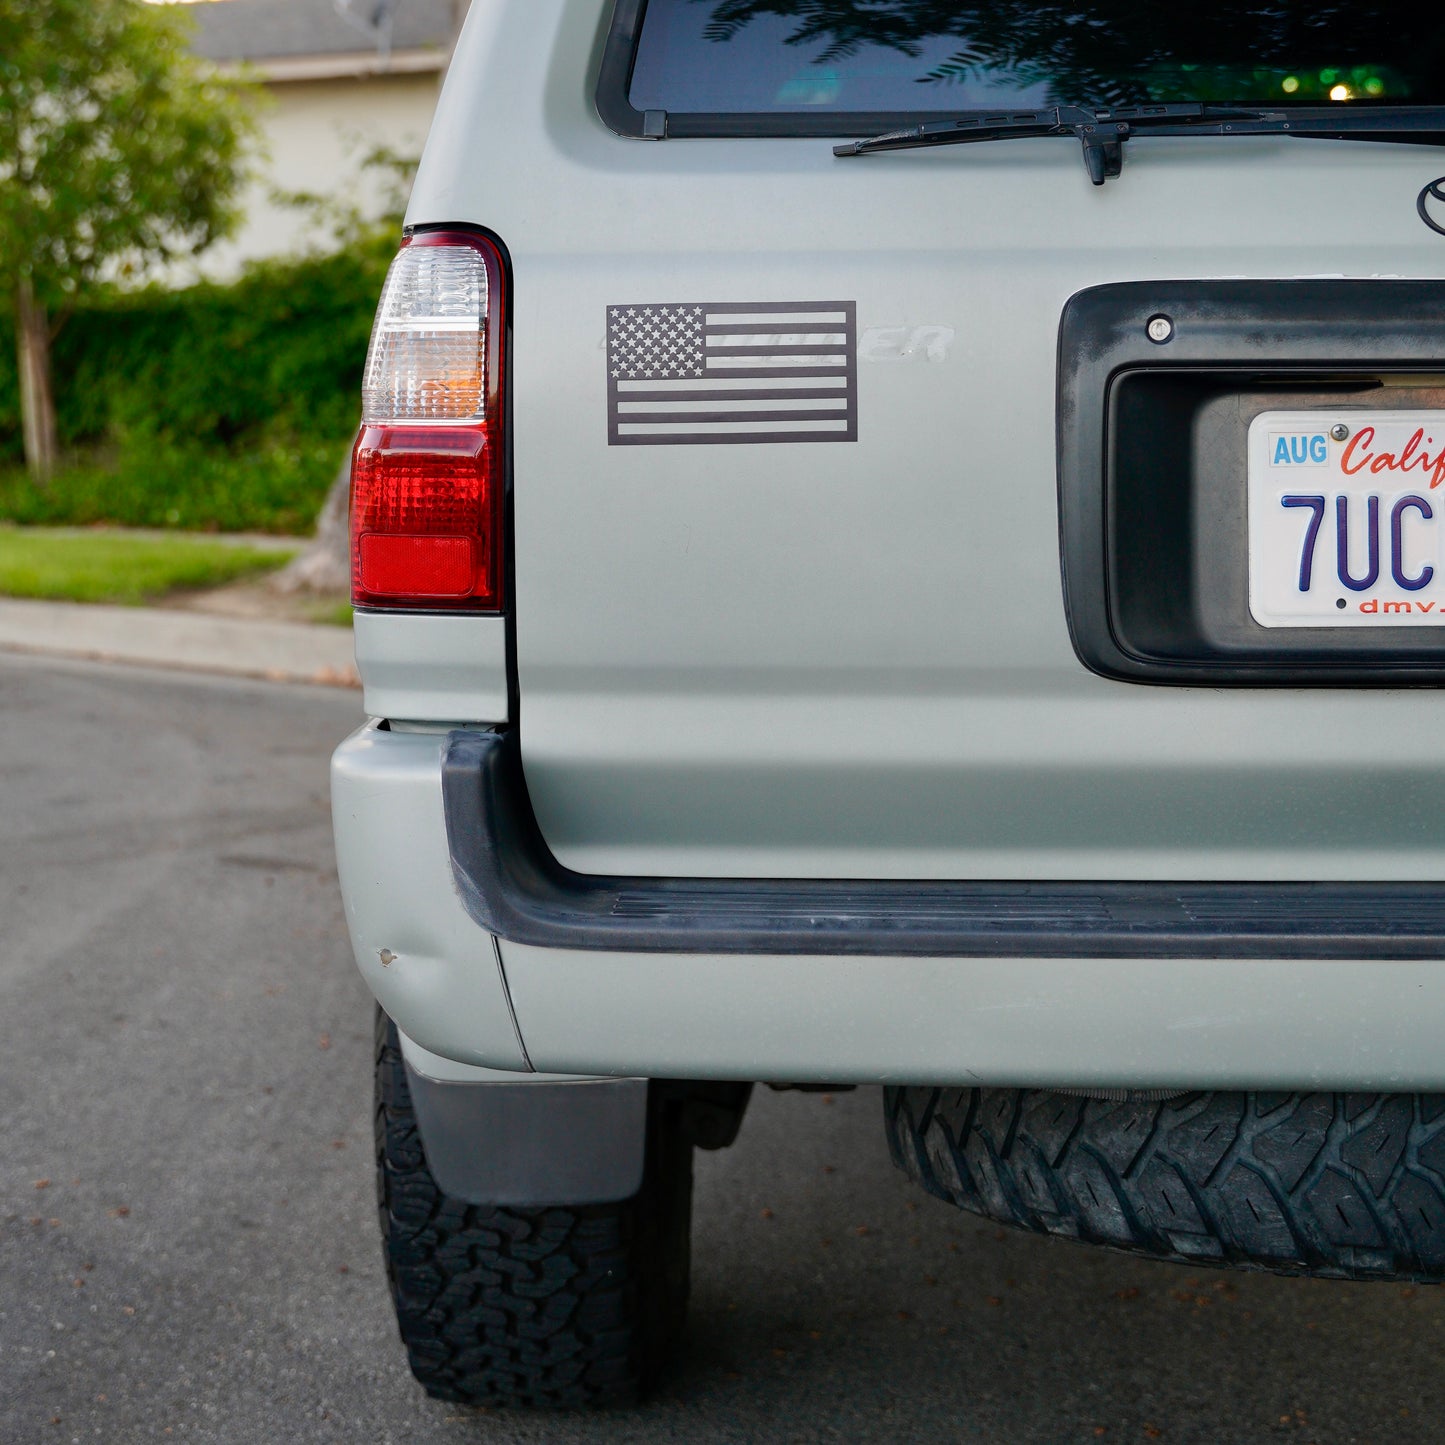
0, 599, 358, 688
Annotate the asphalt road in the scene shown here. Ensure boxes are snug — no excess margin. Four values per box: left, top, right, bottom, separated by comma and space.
3, 653, 1444, 1444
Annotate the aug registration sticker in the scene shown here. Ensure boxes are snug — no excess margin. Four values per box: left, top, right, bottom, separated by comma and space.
1248, 410, 1445, 627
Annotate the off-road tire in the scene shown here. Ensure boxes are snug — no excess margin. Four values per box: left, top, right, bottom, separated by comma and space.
886, 1085, 1445, 1280
374, 1012, 692, 1407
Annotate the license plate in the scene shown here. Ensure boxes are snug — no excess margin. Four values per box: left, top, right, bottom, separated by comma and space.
1248, 410, 1445, 628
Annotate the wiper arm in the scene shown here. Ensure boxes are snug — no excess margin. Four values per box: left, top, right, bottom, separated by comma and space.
834, 104, 1268, 184
834, 103, 1445, 185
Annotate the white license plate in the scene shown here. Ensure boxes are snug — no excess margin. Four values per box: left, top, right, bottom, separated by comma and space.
1249, 410, 1445, 627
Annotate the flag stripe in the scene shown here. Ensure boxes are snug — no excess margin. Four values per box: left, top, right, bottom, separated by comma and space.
704, 323, 848, 336
615, 379, 848, 392
618, 409, 850, 425
706, 344, 849, 358
707, 358, 848, 371
703, 301, 852, 314
611, 432, 850, 446
618, 397, 849, 415
705, 315, 850, 327
686, 364, 850, 378
616, 385, 850, 401
707, 333, 848, 347
617, 421, 849, 436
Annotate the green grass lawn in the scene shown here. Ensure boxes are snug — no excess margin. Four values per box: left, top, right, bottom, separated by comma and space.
311, 601, 355, 628
0, 528, 296, 605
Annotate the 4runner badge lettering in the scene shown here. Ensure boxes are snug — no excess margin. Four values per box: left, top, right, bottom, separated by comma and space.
606, 301, 857, 445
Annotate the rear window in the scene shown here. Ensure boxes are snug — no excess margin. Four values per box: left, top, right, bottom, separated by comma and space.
602, 0, 1445, 136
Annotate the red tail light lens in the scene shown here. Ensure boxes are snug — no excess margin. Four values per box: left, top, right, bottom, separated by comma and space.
352, 424, 495, 604
351, 231, 505, 611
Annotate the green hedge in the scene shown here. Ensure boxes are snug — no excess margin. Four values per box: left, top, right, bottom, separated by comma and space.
0, 233, 392, 533
0, 439, 347, 536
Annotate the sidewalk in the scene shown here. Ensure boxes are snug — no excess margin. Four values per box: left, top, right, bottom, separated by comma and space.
0, 597, 358, 687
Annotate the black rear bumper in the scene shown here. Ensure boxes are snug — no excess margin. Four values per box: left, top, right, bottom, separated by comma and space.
441, 730, 1445, 959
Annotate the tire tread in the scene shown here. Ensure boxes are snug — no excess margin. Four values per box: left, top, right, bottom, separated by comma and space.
374, 1011, 688, 1407
885, 1085, 1445, 1280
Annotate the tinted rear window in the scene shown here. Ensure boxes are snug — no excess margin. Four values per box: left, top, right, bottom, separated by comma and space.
627, 1, 1445, 118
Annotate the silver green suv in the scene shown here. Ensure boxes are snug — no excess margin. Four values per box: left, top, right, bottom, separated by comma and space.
332, 0, 1445, 1407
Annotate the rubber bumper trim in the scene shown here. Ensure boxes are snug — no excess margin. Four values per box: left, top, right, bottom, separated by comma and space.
442, 730, 1445, 959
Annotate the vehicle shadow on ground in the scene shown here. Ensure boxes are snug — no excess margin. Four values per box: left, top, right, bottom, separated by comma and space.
648, 1087, 1444, 1445
420, 1087, 1444, 1443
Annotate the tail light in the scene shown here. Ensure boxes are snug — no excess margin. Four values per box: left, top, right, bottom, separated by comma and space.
351, 230, 505, 610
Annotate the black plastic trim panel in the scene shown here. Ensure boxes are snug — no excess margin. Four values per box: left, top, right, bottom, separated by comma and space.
443, 730, 1445, 959
405, 1060, 647, 1205
1059, 280, 1445, 685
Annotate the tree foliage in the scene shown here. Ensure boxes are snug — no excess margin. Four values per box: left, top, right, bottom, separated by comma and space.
689, 2, 1445, 106
0, 0, 257, 476
0, 234, 395, 530
0, 151, 408, 536
0, 0, 257, 307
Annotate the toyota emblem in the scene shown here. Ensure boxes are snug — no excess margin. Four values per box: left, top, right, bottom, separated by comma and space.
1419, 177, 1445, 236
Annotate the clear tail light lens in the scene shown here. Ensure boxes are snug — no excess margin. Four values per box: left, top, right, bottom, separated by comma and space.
351, 231, 505, 611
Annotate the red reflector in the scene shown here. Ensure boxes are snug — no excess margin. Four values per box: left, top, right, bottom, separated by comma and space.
350, 423, 502, 610
358, 534, 474, 596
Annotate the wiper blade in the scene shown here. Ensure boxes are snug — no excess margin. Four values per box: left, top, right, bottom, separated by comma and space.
834, 103, 1445, 185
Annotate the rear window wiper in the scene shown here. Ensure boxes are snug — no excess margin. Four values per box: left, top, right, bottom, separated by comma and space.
834, 104, 1445, 185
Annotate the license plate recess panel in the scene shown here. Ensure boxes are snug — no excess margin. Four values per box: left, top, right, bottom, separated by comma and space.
1059, 280, 1445, 684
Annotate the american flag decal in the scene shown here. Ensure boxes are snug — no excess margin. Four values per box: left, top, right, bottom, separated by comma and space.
607, 301, 857, 446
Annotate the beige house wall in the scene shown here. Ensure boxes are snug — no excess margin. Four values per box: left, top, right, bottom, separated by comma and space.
190, 70, 442, 279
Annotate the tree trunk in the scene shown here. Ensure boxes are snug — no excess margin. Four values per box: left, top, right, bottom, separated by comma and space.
270, 451, 352, 595
16, 278, 58, 483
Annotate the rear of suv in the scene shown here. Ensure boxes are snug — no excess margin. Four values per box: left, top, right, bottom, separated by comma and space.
331, 0, 1445, 1408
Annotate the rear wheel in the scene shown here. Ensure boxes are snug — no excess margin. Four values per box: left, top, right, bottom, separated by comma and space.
887, 1085, 1445, 1280
374, 1012, 692, 1407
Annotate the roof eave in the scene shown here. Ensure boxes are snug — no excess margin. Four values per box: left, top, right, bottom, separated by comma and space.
210, 47, 448, 83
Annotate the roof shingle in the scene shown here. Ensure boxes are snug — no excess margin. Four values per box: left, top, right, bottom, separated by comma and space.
191, 0, 456, 64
